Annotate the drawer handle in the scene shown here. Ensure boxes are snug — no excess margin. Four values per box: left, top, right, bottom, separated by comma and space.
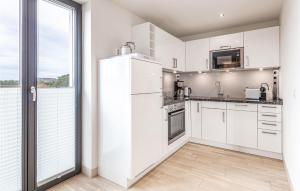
235, 104, 248, 107
262, 106, 277, 109
262, 122, 277, 126
262, 131, 277, 135
262, 114, 277, 117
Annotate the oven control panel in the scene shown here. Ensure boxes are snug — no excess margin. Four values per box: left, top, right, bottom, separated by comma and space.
167, 102, 185, 112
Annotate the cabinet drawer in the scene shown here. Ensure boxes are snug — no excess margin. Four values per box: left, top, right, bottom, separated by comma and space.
258, 104, 282, 113
227, 102, 257, 112
258, 112, 282, 122
258, 129, 282, 153
202, 101, 226, 109
258, 121, 281, 131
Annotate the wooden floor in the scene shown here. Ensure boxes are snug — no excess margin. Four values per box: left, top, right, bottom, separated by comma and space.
49, 143, 290, 191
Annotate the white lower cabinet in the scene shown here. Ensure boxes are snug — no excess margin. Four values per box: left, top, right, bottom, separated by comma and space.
227, 110, 257, 148
202, 108, 226, 143
191, 101, 202, 139
258, 129, 282, 153
185, 101, 192, 137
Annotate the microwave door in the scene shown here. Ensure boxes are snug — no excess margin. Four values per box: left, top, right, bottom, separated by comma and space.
211, 48, 243, 70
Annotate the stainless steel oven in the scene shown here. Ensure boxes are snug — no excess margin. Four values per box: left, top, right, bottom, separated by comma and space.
210, 48, 244, 70
167, 102, 185, 145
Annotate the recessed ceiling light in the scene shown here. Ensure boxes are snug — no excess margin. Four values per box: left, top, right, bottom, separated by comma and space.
219, 13, 225, 18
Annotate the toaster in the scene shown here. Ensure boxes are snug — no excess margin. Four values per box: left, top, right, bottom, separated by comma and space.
245, 88, 260, 100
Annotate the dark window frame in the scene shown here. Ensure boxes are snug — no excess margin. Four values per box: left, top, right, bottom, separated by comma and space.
22, 0, 82, 190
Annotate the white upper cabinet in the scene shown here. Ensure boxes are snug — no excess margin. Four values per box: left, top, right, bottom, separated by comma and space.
210, 32, 244, 50
244, 26, 280, 69
133, 22, 185, 72
186, 38, 210, 72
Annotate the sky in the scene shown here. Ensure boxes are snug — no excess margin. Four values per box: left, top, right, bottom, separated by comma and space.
0, 0, 74, 81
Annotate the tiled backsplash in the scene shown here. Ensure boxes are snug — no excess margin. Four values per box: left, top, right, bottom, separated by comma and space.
163, 70, 275, 98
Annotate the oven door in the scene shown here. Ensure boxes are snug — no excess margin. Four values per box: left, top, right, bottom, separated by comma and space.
210, 48, 244, 70
168, 109, 185, 144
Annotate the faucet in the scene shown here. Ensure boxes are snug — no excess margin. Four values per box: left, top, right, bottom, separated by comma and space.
215, 81, 224, 97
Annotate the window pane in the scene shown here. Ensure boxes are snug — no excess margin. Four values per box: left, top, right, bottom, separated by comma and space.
37, 0, 75, 185
0, 0, 22, 191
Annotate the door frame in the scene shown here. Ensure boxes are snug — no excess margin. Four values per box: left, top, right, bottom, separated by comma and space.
22, 0, 82, 190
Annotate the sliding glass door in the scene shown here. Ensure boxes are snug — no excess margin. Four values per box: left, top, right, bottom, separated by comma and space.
0, 0, 22, 190
0, 0, 81, 190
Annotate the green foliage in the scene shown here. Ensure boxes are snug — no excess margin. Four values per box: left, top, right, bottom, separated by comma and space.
0, 80, 19, 86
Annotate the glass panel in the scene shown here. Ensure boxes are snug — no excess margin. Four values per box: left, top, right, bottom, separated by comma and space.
0, 0, 22, 190
37, 0, 75, 185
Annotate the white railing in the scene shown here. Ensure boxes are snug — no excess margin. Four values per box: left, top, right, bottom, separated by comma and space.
0, 87, 75, 189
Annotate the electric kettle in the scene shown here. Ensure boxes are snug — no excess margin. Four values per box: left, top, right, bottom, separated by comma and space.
118, 42, 136, 55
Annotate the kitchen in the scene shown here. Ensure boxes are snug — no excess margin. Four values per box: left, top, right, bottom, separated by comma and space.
66, 0, 298, 190
2, 0, 299, 191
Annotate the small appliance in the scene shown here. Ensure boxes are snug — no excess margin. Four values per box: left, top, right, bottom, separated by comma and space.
117, 42, 136, 55
245, 88, 260, 100
210, 48, 244, 70
260, 83, 270, 101
174, 80, 184, 99
184, 87, 192, 97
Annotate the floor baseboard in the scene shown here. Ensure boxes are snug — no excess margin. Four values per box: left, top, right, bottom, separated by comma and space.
82, 166, 98, 178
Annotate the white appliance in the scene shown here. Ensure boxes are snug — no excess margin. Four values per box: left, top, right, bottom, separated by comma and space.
98, 54, 163, 188
245, 88, 260, 100
167, 102, 185, 144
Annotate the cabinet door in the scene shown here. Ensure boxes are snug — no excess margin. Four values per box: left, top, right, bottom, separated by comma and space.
131, 59, 162, 94
155, 27, 175, 70
227, 110, 258, 148
175, 39, 186, 72
202, 108, 226, 143
244, 26, 279, 69
210, 32, 244, 50
258, 129, 282, 153
185, 101, 192, 137
191, 101, 202, 139
186, 38, 210, 72
131, 93, 163, 177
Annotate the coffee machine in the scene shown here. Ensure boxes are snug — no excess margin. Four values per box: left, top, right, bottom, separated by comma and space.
174, 80, 184, 99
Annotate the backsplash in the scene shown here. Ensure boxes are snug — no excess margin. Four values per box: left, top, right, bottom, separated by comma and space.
163, 70, 275, 98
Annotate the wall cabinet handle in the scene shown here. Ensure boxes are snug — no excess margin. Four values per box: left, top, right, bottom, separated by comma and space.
172, 58, 176, 68
222, 111, 225, 122
197, 103, 199, 113
262, 131, 277, 135
220, 45, 231, 49
206, 59, 209, 70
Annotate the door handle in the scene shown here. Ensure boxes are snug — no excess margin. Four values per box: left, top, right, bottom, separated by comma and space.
246, 56, 250, 66
172, 58, 176, 68
30, 86, 37, 102
206, 59, 209, 70
197, 102, 199, 112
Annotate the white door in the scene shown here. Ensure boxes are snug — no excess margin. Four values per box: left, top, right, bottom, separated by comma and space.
186, 38, 210, 72
202, 108, 226, 143
155, 27, 174, 70
244, 26, 280, 69
191, 101, 202, 139
131, 93, 163, 178
210, 33, 244, 50
131, 59, 162, 94
185, 101, 192, 137
227, 110, 258, 148
174, 39, 186, 72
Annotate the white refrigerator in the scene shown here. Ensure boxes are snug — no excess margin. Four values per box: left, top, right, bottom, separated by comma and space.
98, 55, 163, 188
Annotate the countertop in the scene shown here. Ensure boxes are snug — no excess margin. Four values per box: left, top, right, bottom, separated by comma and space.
163, 96, 283, 106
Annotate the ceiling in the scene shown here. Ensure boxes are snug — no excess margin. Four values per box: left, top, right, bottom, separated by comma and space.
112, 0, 282, 37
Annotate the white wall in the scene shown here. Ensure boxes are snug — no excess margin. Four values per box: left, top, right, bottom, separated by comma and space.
280, 0, 300, 190
81, 0, 145, 177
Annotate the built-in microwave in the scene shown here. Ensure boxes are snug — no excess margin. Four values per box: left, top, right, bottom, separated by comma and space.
210, 48, 244, 70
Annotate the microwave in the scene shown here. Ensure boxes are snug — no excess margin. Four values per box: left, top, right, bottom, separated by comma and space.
210, 48, 244, 70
